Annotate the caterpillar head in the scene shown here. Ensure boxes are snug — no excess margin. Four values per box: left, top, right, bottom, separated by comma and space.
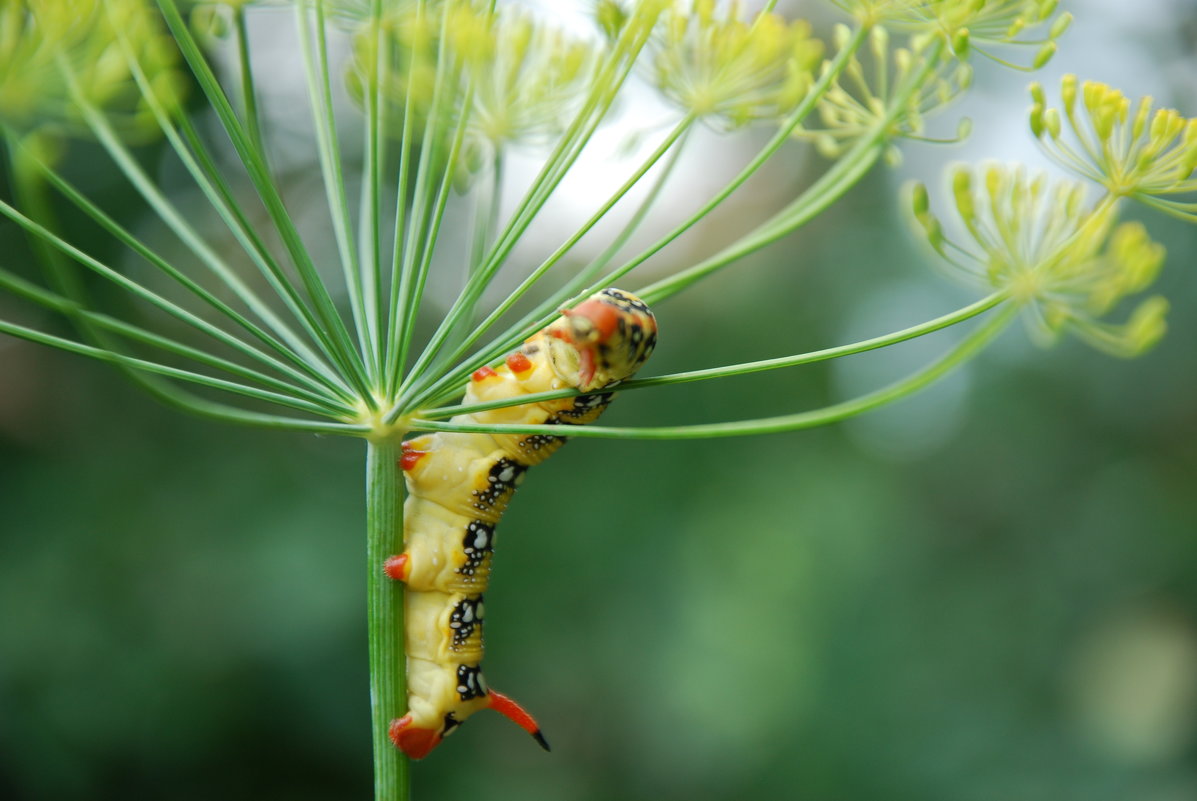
546, 288, 657, 391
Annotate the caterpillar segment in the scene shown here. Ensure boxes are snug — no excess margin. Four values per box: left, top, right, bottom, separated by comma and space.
386, 288, 657, 760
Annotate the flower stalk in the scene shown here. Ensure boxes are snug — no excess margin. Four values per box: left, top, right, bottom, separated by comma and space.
365, 437, 410, 801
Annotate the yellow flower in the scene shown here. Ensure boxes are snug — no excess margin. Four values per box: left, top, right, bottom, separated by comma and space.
831, 0, 1069, 68
794, 25, 972, 163
650, 0, 823, 130
0, 0, 185, 145
349, 1, 603, 159
1031, 76, 1197, 221
910, 164, 1168, 356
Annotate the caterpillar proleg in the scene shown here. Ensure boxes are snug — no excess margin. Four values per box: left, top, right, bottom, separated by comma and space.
387, 288, 657, 759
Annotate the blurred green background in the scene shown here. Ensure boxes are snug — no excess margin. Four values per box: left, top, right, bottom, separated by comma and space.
3, 2, 1197, 800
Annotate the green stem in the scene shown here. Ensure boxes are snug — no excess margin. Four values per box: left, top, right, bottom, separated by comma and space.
365, 439, 410, 801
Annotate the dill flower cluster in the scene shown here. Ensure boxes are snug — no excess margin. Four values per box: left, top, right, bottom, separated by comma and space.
347, 0, 642, 191
910, 165, 1168, 357
1031, 75, 1197, 219
832, 0, 1069, 65
794, 25, 973, 163
0, 0, 185, 147
648, 0, 824, 130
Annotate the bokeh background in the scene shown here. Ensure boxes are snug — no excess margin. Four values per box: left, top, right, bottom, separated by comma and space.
2, 2, 1196, 800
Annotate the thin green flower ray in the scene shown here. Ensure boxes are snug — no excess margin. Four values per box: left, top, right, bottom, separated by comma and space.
360, 0, 387, 384
0, 195, 364, 407
567, 132, 690, 281
640, 37, 947, 304
89, 25, 360, 397
444, 151, 507, 357
383, 3, 428, 395
398, 19, 484, 384
564, 22, 873, 310
14, 154, 353, 403
418, 290, 1009, 419
406, 131, 693, 414
156, 0, 375, 403
409, 302, 1018, 440
2, 142, 223, 417
400, 84, 478, 385
468, 153, 504, 284
383, 35, 427, 396
473, 0, 664, 264
233, 4, 267, 159
60, 58, 352, 392
1139, 195, 1197, 222
0, 266, 355, 416
0, 316, 350, 419
165, 111, 357, 395
70, 87, 337, 365
393, 4, 664, 406
396, 25, 873, 417
409, 112, 698, 409
388, 18, 474, 398
534, 125, 694, 319
296, 0, 377, 379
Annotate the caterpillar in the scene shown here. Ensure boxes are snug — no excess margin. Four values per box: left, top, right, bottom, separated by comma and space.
385, 288, 657, 760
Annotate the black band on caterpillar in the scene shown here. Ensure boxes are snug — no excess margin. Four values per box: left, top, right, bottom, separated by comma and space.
385, 288, 657, 759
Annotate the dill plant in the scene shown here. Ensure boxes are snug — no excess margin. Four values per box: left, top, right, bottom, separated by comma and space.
0, 1, 1193, 798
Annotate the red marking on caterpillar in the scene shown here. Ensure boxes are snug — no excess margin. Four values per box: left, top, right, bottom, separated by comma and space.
399, 445, 428, 472
471, 366, 498, 382
564, 297, 620, 342
385, 289, 657, 759
390, 714, 440, 761
505, 351, 532, 374
383, 554, 409, 582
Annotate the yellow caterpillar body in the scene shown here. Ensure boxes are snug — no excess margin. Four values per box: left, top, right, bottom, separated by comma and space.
387, 288, 657, 759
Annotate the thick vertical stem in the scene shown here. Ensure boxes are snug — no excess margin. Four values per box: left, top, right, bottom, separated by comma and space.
365, 438, 409, 801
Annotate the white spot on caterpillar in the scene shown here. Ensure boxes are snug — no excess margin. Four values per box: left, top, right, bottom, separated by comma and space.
498, 466, 515, 483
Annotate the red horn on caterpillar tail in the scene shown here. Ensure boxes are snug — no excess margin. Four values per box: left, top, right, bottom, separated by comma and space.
388, 690, 549, 760
487, 689, 550, 751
